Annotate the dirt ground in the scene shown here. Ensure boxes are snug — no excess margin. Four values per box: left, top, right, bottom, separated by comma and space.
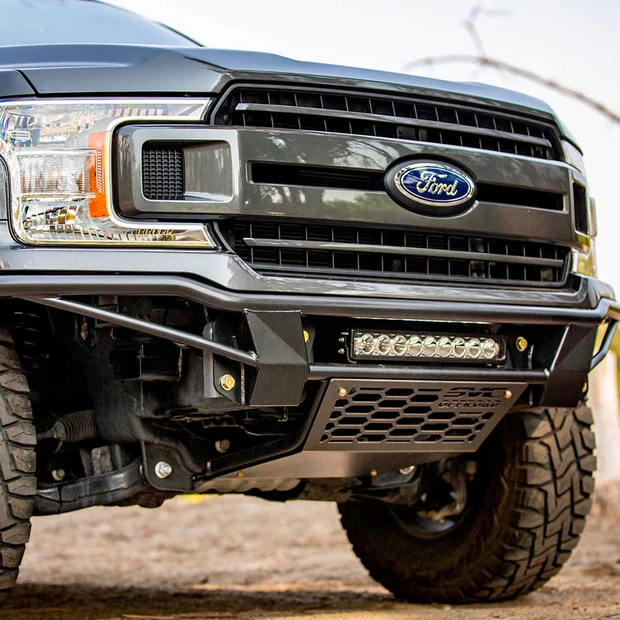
3, 483, 620, 620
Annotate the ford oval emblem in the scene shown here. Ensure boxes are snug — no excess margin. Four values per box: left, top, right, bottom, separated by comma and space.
385, 160, 476, 216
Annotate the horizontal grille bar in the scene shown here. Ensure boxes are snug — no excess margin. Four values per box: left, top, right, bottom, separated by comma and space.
252, 162, 385, 191
237, 102, 553, 148
251, 163, 565, 211
213, 85, 562, 161
243, 238, 565, 268
220, 220, 570, 287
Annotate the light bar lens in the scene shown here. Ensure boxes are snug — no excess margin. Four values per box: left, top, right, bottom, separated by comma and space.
352, 331, 505, 362
0, 100, 215, 246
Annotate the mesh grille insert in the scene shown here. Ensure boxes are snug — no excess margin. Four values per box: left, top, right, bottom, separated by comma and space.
142, 145, 184, 201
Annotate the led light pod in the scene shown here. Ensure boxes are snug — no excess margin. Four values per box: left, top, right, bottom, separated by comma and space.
482, 338, 501, 360
407, 335, 423, 357
467, 338, 482, 359
375, 334, 392, 355
351, 331, 506, 363
392, 335, 408, 356
437, 336, 452, 358
0, 99, 215, 246
354, 333, 375, 356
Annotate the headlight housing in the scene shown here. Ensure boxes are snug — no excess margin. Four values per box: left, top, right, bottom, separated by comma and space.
0, 99, 216, 246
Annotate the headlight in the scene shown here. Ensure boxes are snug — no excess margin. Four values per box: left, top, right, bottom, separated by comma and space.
0, 99, 216, 246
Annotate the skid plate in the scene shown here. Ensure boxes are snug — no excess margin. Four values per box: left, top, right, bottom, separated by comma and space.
305, 379, 526, 453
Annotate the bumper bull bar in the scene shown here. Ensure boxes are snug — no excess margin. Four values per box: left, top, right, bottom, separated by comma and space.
6, 272, 617, 487
5, 273, 617, 373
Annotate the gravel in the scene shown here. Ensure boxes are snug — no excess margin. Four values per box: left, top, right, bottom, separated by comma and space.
3, 482, 620, 619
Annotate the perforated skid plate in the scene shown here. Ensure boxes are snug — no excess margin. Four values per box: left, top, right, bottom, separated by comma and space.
305, 380, 526, 452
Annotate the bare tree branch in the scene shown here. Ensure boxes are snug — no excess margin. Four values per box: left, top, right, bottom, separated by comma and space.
406, 54, 620, 125
405, 4, 620, 126
464, 5, 510, 57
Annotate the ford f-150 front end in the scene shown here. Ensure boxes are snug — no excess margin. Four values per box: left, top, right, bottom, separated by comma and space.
0, 0, 617, 605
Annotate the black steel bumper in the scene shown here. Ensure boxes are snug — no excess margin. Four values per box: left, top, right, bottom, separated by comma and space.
5, 271, 617, 399
6, 271, 617, 488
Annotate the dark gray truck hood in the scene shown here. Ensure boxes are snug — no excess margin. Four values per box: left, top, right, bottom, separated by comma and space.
0, 44, 573, 142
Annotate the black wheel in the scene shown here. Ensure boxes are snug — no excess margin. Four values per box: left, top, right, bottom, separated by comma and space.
0, 329, 36, 601
339, 406, 596, 604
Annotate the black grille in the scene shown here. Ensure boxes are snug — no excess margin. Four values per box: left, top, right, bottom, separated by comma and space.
221, 220, 570, 287
213, 85, 562, 161
142, 145, 184, 201
305, 381, 524, 452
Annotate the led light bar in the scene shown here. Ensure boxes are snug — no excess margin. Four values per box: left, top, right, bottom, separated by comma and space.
351, 331, 506, 363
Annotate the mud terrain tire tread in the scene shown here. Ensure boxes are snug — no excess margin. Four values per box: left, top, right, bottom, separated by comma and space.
339, 406, 595, 603
0, 328, 35, 602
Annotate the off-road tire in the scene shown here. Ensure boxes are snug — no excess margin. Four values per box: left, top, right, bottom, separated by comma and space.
339, 406, 595, 603
0, 329, 36, 601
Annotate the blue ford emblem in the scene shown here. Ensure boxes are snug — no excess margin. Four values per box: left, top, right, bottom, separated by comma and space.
385, 160, 476, 216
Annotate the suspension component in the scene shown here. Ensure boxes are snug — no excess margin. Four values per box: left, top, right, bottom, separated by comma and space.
38, 410, 98, 443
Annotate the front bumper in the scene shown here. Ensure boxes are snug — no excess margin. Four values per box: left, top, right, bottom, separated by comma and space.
4, 266, 617, 488
7, 269, 617, 391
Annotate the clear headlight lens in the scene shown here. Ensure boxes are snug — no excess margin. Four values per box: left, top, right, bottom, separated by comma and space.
0, 100, 215, 246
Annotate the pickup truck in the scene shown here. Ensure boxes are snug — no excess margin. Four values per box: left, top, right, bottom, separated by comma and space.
0, 0, 617, 605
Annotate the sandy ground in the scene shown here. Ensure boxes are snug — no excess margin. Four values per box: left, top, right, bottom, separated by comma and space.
3, 483, 620, 620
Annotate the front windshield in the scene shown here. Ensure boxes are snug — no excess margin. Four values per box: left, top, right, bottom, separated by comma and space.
0, 0, 199, 47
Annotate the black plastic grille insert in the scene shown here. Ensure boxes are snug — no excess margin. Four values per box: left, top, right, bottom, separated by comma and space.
221, 220, 570, 287
213, 86, 562, 161
142, 145, 184, 201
